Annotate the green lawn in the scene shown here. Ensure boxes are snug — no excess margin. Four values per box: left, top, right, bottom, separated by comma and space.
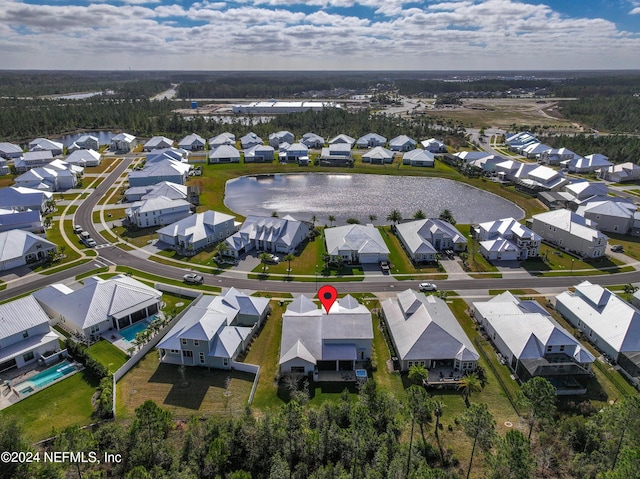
455, 224, 501, 277
250, 237, 322, 277
379, 226, 447, 279
0, 372, 98, 441
605, 232, 640, 261
522, 243, 630, 276
87, 340, 129, 373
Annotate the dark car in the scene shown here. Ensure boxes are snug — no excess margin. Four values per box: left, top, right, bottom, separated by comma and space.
611, 245, 624, 253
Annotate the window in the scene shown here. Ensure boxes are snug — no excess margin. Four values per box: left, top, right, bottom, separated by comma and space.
560, 345, 565, 352
291, 366, 305, 373
181, 338, 188, 346
199, 352, 205, 364
182, 350, 193, 358
194, 340, 199, 347
23, 351, 35, 362
22, 330, 29, 338
170, 349, 179, 354
223, 358, 229, 367
546, 345, 553, 352
91, 324, 100, 334
614, 225, 619, 232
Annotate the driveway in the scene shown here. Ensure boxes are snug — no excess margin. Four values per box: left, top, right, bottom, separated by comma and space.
439, 256, 472, 280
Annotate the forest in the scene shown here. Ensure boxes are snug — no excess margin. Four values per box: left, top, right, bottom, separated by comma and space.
1, 379, 639, 479
538, 134, 640, 164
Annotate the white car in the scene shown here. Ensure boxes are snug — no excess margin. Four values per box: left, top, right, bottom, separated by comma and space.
263, 254, 280, 263
419, 282, 437, 292
183, 273, 204, 285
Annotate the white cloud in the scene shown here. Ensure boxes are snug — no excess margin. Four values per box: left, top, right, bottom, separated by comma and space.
631, 7, 640, 14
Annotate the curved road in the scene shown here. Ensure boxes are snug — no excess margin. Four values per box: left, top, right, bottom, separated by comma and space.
2, 157, 640, 301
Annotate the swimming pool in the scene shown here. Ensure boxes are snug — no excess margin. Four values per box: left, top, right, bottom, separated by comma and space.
15, 360, 79, 395
119, 318, 153, 342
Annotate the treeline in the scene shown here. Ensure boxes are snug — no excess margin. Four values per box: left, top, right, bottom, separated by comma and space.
538, 134, 640, 164
394, 79, 554, 96
555, 96, 640, 134
2, 383, 639, 479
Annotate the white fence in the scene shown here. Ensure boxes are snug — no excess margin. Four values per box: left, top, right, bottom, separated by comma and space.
230, 361, 260, 406
154, 283, 203, 298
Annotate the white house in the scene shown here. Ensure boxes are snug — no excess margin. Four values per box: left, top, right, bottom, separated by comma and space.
531, 209, 608, 258
0, 296, 61, 373
0, 208, 43, 234
324, 224, 389, 264
240, 132, 263, 149
563, 181, 608, 202
278, 142, 309, 164
29, 138, 64, 156
0, 186, 52, 213
125, 196, 192, 229
538, 147, 576, 165
209, 132, 236, 148
455, 151, 489, 163
0, 229, 56, 270
319, 144, 352, 166
300, 132, 324, 148
124, 181, 187, 202
110, 132, 137, 152
14, 164, 79, 191
473, 218, 541, 261
474, 292, 594, 394
14, 151, 56, 173
361, 146, 394, 164
523, 142, 553, 159
33, 275, 162, 341
402, 149, 435, 167
65, 149, 102, 167
556, 281, 640, 381
73, 135, 100, 150
328, 134, 355, 147
157, 288, 270, 369
225, 215, 309, 258
0, 142, 23, 160
505, 131, 538, 152
244, 144, 275, 163
389, 135, 417, 152
562, 154, 612, 173
128, 158, 191, 187
208, 144, 241, 164
396, 219, 467, 262
381, 290, 478, 373
599, 162, 640, 183
421, 138, 447, 153
356, 133, 387, 149
279, 294, 373, 375
178, 133, 206, 151
157, 210, 239, 254
511, 163, 567, 191
269, 131, 295, 148
143, 136, 174, 151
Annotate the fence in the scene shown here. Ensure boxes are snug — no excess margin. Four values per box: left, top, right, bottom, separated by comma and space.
112, 293, 203, 417
230, 361, 260, 405
154, 283, 203, 298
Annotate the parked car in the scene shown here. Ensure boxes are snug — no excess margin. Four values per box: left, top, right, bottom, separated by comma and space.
85, 238, 97, 248
611, 244, 624, 253
380, 260, 390, 273
263, 254, 280, 263
73, 225, 83, 234
183, 273, 204, 285
419, 282, 437, 292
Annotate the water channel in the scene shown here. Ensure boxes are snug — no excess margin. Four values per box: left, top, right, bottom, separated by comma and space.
224, 173, 524, 225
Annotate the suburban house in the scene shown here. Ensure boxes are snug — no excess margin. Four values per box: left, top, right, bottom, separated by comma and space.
468, 155, 504, 173
396, 219, 467, 262
510, 162, 567, 191
65, 149, 102, 167
402, 149, 435, 167
124, 181, 187, 202
473, 217, 541, 261
389, 135, 417, 152
538, 147, 577, 165
328, 134, 355, 148
14, 151, 56, 173
157, 288, 270, 369
421, 138, 447, 153
300, 132, 325, 148
73, 134, 100, 150
157, 210, 239, 254
0, 158, 8, 176
562, 154, 612, 173
473, 292, 595, 394
125, 196, 192, 229
29, 138, 64, 156
381, 289, 479, 374
0, 229, 57, 270
14, 164, 79, 191
531, 209, 608, 258
278, 142, 309, 164
599, 162, 640, 182
269, 131, 295, 148
33, 275, 163, 342
319, 144, 353, 166
208, 144, 241, 164
225, 215, 310, 258
128, 158, 192, 187
146, 148, 188, 163
563, 180, 608, 202
576, 200, 638, 234
522, 142, 553, 159
240, 132, 263, 149
356, 133, 387, 149
178, 133, 206, 151
324, 224, 389, 264
143, 136, 174, 151
556, 281, 640, 382
455, 151, 489, 163
209, 132, 236, 148
0, 296, 61, 373
361, 146, 394, 164
0, 142, 23, 159
0, 186, 52, 213
279, 294, 373, 376
505, 131, 538, 152
244, 144, 275, 163
110, 132, 137, 152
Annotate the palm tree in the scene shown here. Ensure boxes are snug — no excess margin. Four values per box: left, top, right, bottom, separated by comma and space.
271, 211, 279, 217
283, 253, 295, 278
408, 364, 429, 385
439, 209, 456, 225
458, 373, 482, 407
432, 398, 446, 463
258, 252, 271, 274
413, 209, 426, 220
386, 209, 402, 227
328, 215, 336, 226
624, 283, 639, 301
311, 215, 317, 226
368, 214, 378, 224
459, 251, 469, 268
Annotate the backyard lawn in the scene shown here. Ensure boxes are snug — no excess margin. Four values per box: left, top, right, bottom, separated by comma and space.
87, 340, 129, 373
379, 226, 447, 280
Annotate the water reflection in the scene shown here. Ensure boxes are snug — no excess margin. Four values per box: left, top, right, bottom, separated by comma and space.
225, 173, 524, 224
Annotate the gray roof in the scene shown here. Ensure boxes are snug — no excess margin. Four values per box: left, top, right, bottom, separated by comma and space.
324, 224, 389, 256
389, 135, 416, 147
158, 210, 235, 243
209, 144, 240, 159
0, 186, 52, 209
396, 219, 466, 255
0, 142, 23, 155
382, 290, 478, 362
226, 215, 307, 253
124, 181, 187, 201
209, 133, 235, 146
128, 158, 191, 181
329, 134, 355, 145
65, 149, 101, 165
0, 296, 52, 340
178, 133, 205, 147
362, 146, 394, 161
33, 275, 162, 330
0, 229, 56, 264
144, 136, 174, 148
126, 195, 191, 215
533, 209, 607, 242
403, 149, 434, 163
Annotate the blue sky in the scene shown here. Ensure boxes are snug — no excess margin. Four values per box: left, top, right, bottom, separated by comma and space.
1, 0, 639, 70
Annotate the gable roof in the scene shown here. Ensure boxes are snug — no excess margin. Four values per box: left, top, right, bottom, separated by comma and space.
403, 149, 434, 163
362, 146, 394, 161
0, 296, 52, 340
396, 218, 466, 255
209, 144, 240, 159
324, 224, 389, 256
533, 209, 608, 242
0, 229, 56, 264
209, 132, 235, 146
157, 210, 235, 243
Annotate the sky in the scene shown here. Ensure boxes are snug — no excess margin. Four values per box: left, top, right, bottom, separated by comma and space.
1, 0, 640, 71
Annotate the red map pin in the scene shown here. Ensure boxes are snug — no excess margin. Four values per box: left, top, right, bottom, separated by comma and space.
318, 285, 338, 314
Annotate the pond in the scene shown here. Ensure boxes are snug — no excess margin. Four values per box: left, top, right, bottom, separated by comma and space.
56, 131, 117, 147
224, 173, 524, 225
